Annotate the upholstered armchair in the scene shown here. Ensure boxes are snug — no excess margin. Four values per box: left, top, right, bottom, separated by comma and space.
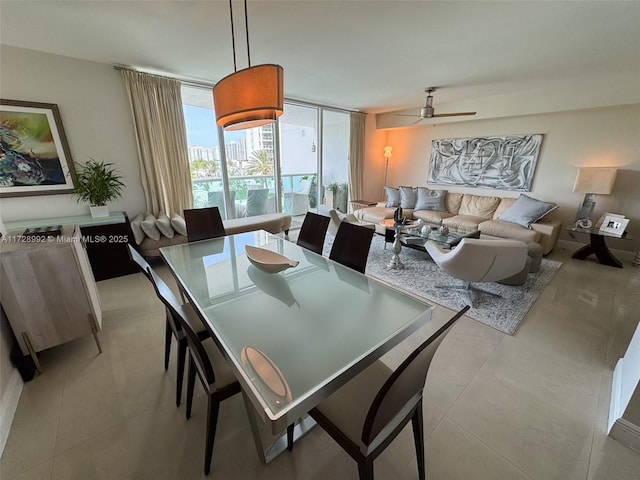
283, 179, 312, 215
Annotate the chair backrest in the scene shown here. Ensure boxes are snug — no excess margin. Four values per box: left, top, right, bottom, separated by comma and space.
297, 212, 330, 255
298, 179, 312, 195
329, 221, 375, 274
246, 188, 269, 217
361, 305, 470, 446
184, 207, 226, 243
435, 238, 528, 283
146, 266, 217, 386
206, 191, 236, 220
327, 208, 342, 236
127, 244, 152, 281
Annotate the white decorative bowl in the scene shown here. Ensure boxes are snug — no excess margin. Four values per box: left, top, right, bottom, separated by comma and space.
245, 245, 299, 274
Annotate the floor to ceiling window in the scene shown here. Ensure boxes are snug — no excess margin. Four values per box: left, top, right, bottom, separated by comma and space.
182, 85, 351, 222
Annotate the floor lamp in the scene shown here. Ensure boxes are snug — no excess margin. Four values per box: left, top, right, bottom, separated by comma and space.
382, 145, 392, 196
572, 167, 617, 227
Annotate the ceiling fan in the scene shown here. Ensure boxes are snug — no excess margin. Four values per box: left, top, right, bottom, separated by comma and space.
397, 88, 476, 123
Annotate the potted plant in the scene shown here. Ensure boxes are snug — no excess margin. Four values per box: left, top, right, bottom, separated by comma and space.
72, 159, 124, 218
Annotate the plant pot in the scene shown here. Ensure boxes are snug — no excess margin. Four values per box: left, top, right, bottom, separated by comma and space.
90, 205, 110, 218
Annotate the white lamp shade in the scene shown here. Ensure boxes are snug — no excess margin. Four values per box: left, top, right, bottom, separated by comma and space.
573, 167, 617, 194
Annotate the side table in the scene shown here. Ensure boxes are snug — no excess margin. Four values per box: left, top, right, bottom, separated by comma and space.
567, 227, 633, 268
350, 200, 378, 219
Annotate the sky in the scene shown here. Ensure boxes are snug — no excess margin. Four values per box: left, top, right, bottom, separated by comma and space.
184, 105, 245, 148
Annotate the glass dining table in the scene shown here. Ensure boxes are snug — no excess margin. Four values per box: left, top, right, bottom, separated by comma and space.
160, 231, 434, 463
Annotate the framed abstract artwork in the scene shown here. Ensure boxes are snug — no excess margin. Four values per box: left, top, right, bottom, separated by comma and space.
428, 134, 543, 191
0, 99, 76, 197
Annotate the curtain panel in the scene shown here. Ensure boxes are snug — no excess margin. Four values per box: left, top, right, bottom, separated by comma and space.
348, 112, 366, 202
121, 70, 193, 216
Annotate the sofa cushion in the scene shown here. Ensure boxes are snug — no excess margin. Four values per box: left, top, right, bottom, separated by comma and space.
442, 215, 487, 230
413, 209, 453, 224
458, 194, 500, 218
498, 194, 558, 228
141, 213, 161, 241
139, 234, 188, 257
156, 213, 175, 239
493, 197, 518, 220
223, 213, 291, 236
130, 213, 146, 245
359, 206, 394, 224
384, 187, 400, 207
415, 187, 447, 211
399, 186, 417, 209
479, 220, 541, 243
445, 192, 464, 214
170, 213, 187, 236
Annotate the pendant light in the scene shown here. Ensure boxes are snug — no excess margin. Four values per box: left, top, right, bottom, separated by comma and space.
213, 0, 284, 131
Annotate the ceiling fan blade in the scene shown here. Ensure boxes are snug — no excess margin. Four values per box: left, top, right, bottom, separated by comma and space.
412, 118, 424, 125
431, 112, 477, 118
394, 114, 422, 117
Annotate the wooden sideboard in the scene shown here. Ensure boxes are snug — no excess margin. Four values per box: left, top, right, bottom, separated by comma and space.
5, 211, 138, 281
0, 226, 102, 372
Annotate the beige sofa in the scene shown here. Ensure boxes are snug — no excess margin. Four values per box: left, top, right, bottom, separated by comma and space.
356, 192, 562, 254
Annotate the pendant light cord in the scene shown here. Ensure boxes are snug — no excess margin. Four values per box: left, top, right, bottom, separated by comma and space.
244, 0, 251, 67
229, 0, 237, 72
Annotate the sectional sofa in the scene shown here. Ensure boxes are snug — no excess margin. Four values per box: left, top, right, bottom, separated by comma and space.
355, 190, 562, 254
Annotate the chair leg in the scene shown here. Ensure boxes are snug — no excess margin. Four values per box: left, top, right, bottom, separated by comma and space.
286, 422, 295, 451
412, 404, 426, 480
186, 356, 196, 419
176, 339, 187, 407
204, 394, 220, 475
357, 458, 374, 480
164, 317, 172, 371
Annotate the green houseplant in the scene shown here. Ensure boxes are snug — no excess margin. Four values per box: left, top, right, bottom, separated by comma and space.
73, 159, 124, 218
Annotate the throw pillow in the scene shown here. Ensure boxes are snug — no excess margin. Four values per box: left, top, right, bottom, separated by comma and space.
155, 213, 175, 239
414, 187, 447, 212
399, 186, 417, 209
384, 186, 400, 208
130, 213, 146, 245
170, 213, 188, 236
499, 194, 558, 229
140, 213, 161, 241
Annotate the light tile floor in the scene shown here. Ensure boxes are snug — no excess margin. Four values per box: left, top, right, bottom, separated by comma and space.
2, 245, 640, 480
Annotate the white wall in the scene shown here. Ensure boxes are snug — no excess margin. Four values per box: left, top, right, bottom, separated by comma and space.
365, 105, 640, 252
0, 45, 145, 222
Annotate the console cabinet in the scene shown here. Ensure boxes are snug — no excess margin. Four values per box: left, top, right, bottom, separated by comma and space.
0, 226, 102, 372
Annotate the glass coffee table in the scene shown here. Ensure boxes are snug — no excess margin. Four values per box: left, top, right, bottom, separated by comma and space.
379, 219, 480, 252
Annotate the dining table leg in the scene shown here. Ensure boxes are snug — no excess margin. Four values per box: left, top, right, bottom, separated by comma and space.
241, 391, 316, 464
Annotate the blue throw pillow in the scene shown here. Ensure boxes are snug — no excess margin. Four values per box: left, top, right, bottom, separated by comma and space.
399, 186, 417, 209
499, 194, 558, 228
414, 187, 447, 212
385, 186, 400, 208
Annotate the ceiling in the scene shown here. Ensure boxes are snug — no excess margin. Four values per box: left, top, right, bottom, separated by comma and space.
2, 1, 640, 123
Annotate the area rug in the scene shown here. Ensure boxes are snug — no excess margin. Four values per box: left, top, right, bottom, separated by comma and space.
325, 235, 562, 335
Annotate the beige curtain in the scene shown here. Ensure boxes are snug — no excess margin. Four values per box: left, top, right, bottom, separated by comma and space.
121, 70, 193, 216
348, 112, 366, 202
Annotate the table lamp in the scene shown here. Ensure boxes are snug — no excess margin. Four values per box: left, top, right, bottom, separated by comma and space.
572, 167, 617, 225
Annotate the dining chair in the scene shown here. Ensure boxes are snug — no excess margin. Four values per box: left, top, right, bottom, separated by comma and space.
184, 206, 226, 242
305, 305, 470, 480
329, 221, 375, 274
127, 244, 209, 407
146, 265, 241, 475
297, 211, 330, 255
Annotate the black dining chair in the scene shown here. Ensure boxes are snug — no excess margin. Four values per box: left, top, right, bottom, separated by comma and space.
305, 305, 469, 480
146, 265, 242, 475
184, 207, 226, 242
127, 244, 209, 407
297, 212, 330, 255
329, 221, 375, 274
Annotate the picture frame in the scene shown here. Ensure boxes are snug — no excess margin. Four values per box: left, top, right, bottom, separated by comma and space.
599, 214, 629, 237
0, 99, 76, 197
594, 212, 625, 230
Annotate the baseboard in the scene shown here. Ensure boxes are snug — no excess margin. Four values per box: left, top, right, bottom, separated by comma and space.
609, 358, 624, 432
557, 239, 636, 263
610, 418, 640, 453
0, 368, 23, 456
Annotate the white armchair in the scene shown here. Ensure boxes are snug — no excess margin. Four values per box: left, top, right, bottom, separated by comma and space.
283, 179, 312, 215
425, 238, 528, 305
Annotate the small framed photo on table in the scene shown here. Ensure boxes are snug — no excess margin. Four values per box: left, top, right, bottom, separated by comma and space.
599, 215, 629, 237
